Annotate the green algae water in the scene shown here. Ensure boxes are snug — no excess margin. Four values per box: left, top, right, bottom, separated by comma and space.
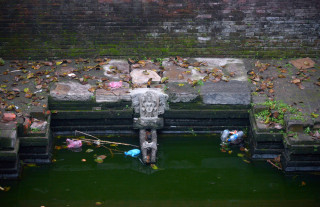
1, 134, 320, 207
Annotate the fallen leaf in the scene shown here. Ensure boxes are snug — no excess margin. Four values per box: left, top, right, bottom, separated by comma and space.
151, 164, 158, 170
301, 181, 306, 186
88, 87, 96, 93
96, 202, 102, 206
243, 159, 251, 164
292, 79, 301, 84
278, 74, 286, 78
94, 157, 104, 163
97, 155, 107, 160
86, 149, 94, 153
311, 113, 319, 118
56, 61, 63, 66
298, 84, 305, 90
178, 83, 184, 87
237, 153, 244, 157
27, 73, 35, 79
274, 123, 283, 129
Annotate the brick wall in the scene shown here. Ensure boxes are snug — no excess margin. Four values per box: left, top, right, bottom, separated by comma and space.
0, 0, 319, 59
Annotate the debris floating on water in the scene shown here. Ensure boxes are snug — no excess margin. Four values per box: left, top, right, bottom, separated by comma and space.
124, 149, 141, 157
66, 139, 82, 149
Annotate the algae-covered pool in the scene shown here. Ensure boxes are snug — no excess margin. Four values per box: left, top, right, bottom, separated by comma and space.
1, 134, 320, 207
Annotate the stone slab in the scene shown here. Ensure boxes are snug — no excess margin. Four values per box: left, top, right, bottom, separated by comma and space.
193, 58, 247, 81
96, 88, 131, 103
103, 60, 130, 80
162, 64, 206, 83
133, 118, 164, 129
200, 81, 250, 105
166, 82, 199, 103
0, 130, 17, 149
130, 69, 161, 84
50, 81, 94, 101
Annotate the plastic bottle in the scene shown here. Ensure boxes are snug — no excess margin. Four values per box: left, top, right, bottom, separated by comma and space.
227, 131, 244, 143
220, 129, 230, 142
124, 149, 141, 157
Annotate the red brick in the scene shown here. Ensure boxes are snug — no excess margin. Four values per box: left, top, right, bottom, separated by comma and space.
3, 113, 16, 122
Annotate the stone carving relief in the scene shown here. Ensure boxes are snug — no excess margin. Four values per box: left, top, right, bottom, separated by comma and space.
140, 91, 159, 118
131, 88, 168, 116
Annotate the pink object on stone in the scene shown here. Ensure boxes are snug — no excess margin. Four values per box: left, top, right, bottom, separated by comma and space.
66, 139, 82, 148
3, 113, 16, 122
108, 81, 122, 88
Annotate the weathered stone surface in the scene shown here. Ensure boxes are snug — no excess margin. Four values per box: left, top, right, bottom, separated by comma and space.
200, 81, 250, 105
166, 82, 199, 103
131, 88, 168, 115
96, 88, 131, 103
103, 60, 130, 80
194, 58, 247, 81
0, 130, 17, 149
133, 118, 164, 129
130, 69, 161, 84
30, 121, 47, 131
50, 81, 94, 101
162, 60, 205, 83
57, 66, 76, 75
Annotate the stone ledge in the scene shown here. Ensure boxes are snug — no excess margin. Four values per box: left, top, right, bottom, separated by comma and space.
200, 81, 250, 105
50, 81, 94, 101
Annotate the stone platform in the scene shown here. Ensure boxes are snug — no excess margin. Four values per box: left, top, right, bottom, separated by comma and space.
0, 57, 320, 178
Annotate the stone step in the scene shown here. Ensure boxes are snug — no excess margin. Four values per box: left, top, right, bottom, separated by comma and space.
249, 136, 283, 159
0, 158, 21, 179
164, 109, 249, 119
0, 129, 17, 150
282, 152, 320, 172
250, 112, 283, 142
164, 118, 249, 126
283, 132, 320, 154
0, 140, 19, 161
51, 110, 133, 119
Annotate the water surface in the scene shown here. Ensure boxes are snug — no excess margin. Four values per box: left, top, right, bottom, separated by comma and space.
1, 134, 320, 207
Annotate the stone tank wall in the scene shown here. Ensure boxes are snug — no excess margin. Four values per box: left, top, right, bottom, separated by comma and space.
0, 0, 319, 59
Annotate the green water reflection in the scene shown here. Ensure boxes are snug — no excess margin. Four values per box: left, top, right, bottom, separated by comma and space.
1, 134, 320, 207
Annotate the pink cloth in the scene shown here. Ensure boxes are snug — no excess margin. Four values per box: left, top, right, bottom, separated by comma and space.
108, 81, 122, 88
66, 139, 82, 148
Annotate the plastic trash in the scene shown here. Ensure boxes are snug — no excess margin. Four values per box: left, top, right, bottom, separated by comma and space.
66, 139, 82, 149
227, 131, 244, 144
220, 129, 230, 142
124, 149, 140, 157
109, 81, 122, 89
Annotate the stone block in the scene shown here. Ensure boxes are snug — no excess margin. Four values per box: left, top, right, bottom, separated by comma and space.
130, 69, 161, 84
96, 88, 131, 103
133, 118, 164, 129
193, 58, 247, 81
0, 130, 17, 150
166, 82, 199, 103
103, 60, 130, 80
50, 81, 94, 101
200, 81, 250, 105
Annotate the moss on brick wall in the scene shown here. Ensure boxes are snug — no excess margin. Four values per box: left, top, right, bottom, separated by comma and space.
0, 0, 319, 59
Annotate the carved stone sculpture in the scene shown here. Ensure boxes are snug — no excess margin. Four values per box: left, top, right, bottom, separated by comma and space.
140, 91, 159, 118
131, 89, 168, 164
